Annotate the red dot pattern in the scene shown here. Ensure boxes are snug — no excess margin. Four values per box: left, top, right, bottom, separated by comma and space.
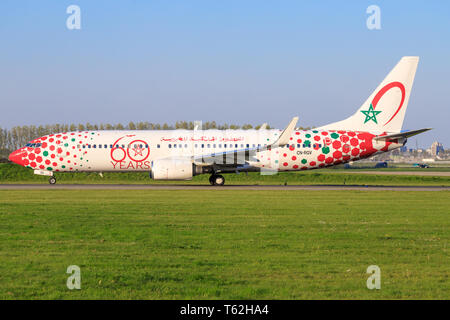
15, 131, 97, 172
276, 130, 379, 171
16, 130, 382, 173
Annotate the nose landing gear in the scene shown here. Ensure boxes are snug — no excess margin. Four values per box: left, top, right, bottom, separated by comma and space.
48, 176, 57, 185
209, 174, 225, 186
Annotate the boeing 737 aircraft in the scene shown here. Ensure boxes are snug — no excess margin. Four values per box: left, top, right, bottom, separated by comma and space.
9, 57, 430, 185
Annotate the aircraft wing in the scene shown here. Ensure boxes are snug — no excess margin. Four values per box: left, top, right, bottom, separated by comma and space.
193, 147, 259, 167
193, 117, 298, 166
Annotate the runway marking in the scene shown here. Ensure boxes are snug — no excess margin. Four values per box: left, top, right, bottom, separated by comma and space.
0, 184, 448, 191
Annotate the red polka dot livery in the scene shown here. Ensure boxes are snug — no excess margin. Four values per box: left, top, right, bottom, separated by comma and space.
332, 141, 341, 149
6, 101, 412, 185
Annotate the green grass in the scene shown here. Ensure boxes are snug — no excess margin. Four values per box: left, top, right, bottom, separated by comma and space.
1, 163, 449, 186
0, 189, 448, 299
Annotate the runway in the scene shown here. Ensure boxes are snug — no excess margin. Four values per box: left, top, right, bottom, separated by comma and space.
0, 184, 448, 191
346, 171, 450, 176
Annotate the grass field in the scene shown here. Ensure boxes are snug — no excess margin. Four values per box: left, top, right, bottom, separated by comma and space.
1, 163, 450, 186
0, 189, 448, 299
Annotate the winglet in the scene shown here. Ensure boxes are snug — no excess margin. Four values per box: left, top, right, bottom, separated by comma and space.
272, 117, 298, 147
259, 123, 268, 130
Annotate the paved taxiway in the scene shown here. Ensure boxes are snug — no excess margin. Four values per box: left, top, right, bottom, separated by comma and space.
0, 184, 448, 191
347, 171, 450, 176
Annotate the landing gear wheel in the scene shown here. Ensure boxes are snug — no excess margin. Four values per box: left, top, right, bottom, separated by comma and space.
49, 176, 56, 185
212, 174, 225, 186
209, 175, 215, 186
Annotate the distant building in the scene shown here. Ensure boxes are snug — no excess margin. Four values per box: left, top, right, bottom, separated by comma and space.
431, 141, 444, 156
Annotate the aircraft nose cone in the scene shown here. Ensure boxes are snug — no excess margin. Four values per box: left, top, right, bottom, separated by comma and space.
9, 148, 27, 166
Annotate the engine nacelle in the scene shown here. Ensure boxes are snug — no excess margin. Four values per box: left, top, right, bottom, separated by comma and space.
150, 159, 194, 180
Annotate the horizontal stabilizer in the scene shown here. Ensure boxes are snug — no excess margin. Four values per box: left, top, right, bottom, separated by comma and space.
374, 128, 431, 141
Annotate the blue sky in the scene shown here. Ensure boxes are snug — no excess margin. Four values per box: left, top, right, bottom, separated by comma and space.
0, 0, 449, 148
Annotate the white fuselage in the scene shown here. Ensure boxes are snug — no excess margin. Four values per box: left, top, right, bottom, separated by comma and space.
19, 128, 402, 175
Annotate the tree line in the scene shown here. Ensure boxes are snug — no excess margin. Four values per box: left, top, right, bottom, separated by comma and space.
0, 121, 312, 160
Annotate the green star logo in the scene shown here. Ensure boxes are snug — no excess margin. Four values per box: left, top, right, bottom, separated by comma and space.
361, 104, 382, 124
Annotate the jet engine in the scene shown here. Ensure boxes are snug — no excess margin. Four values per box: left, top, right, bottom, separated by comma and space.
150, 159, 194, 180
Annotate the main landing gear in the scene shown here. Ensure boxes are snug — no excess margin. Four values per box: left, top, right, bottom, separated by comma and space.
48, 176, 57, 185
209, 174, 225, 186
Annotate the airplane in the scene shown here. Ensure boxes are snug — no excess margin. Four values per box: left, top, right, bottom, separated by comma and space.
9, 56, 430, 185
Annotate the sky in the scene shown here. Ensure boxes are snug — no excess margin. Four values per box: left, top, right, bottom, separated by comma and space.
0, 0, 449, 148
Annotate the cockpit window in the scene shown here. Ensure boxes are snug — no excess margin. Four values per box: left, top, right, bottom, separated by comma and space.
25, 143, 41, 148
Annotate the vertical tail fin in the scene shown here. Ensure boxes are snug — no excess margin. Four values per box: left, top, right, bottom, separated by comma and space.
318, 56, 419, 133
